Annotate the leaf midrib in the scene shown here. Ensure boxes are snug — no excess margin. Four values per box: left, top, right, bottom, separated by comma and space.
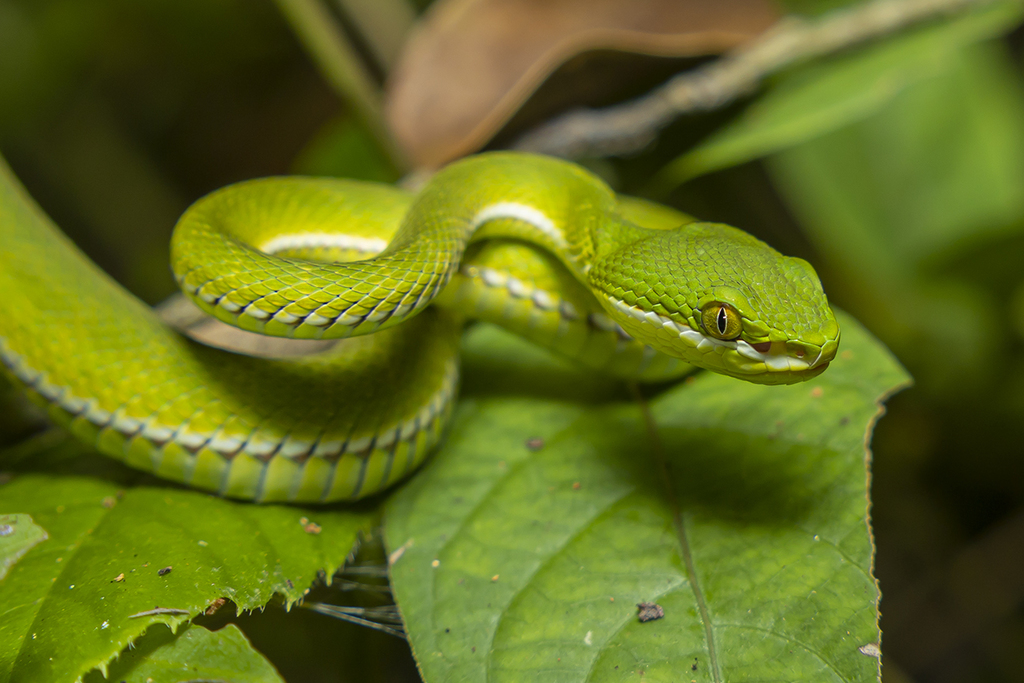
633, 389, 722, 683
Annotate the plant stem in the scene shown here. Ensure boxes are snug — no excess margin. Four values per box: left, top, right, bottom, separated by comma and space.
512, 0, 1009, 159
274, 0, 409, 172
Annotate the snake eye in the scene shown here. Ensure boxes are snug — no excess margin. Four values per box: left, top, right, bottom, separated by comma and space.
701, 303, 742, 340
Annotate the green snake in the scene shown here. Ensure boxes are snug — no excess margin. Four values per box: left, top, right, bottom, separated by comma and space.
0, 153, 839, 503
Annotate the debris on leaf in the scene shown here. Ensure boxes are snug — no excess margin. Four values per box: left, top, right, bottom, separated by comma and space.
389, 539, 413, 565
637, 602, 664, 622
112, 573, 125, 583
158, 566, 172, 576
525, 437, 544, 450
205, 598, 227, 616
129, 607, 190, 618
304, 522, 322, 534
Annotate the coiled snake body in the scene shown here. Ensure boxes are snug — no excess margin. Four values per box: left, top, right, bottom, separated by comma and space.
0, 153, 839, 502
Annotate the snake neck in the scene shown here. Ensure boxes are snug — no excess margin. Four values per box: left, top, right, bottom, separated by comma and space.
391, 153, 621, 269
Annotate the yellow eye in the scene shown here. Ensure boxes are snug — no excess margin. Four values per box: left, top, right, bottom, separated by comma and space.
701, 303, 742, 340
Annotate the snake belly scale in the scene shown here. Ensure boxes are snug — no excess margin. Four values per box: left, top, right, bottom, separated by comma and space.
0, 153, 839, 502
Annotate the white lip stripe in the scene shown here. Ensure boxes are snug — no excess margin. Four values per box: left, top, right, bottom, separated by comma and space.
259, 233, 389, 256
470, 202, 567, 249
604, 296, 816, 371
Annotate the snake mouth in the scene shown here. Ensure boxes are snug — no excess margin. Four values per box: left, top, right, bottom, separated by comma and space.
733, 339, 830, 372
605, 296, 838, 380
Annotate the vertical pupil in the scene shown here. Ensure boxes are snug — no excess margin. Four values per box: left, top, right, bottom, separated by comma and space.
717, 307, 728, 335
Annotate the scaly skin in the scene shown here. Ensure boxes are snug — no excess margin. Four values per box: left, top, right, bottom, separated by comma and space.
0, 153, 839, 502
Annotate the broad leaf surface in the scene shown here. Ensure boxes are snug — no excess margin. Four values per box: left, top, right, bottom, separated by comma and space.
654, 0, 1024, 190
0, 437, 376, 683
82, 624, 283, 683
387, 312, 908, 683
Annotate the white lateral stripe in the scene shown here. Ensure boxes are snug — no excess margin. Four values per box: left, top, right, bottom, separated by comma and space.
0, 336, 462, 481
604, 295, 815, 371
471, 202, 566, 248
259, 233, 388, 256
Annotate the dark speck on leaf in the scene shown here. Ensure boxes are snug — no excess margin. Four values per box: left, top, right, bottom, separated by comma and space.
637, 602, 664, 622
0, 524, 12, 537
158, 566, 173, 576
692, 657, 698, 671
525, 437, 544, 451
840, 416, 850, 425
286, 579, 293, 589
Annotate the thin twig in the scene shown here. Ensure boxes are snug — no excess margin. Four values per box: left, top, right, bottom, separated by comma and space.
303, 603, 406, 638
332, 578, 393, 594
128, 608, 191, 618
512, 0, 1004, 159
339, 563, 390, 577
273, 0, 409, 171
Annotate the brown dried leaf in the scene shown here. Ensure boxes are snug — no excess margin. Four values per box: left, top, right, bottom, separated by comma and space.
386, 0, 780, 168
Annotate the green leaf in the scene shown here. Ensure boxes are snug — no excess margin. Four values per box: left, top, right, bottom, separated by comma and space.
83, 624, 284, 683
386, 312, 909, 683
768, 42, 1024, 270
653, 0, 1024, 190
0, 514, 48, 581
765, 41, 1024, 391
0, 436, 376, 683
459, 323, 631, 404
292, 114, 400, 183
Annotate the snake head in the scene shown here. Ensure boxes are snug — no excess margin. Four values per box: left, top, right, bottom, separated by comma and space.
588, 222, 840, 385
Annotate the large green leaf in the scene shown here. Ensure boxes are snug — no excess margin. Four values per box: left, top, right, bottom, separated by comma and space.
769, 41, 1024, 270
766, 41, 1024, 392
0, 436, 376, 683
386, 312, 908, 683
82, 624, 284, 683
653, 0, 1024, 191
